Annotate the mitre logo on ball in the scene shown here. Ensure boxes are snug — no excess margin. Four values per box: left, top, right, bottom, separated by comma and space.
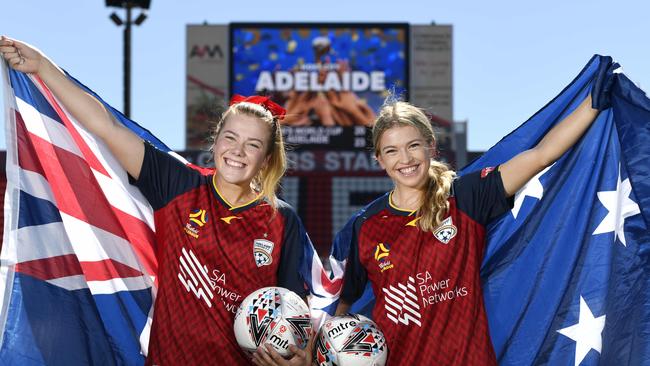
234, 287, 312, 357
314, 314, 388, 366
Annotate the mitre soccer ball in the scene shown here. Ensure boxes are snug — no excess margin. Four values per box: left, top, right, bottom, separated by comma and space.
233, 287, 312, 357
314, 314, 388, 366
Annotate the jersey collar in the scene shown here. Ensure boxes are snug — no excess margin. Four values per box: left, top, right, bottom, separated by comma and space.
386, 191, 418, 217
211, 174, 263, 213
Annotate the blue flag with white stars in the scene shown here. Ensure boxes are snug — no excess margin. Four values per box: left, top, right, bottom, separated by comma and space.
461, 55, 650, 365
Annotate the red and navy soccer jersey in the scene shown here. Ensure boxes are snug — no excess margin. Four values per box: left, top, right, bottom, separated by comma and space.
339, 167, 513, 365
133, 143, 310, 365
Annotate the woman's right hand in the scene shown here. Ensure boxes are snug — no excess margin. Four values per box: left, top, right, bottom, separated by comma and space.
0, 36, 46, 75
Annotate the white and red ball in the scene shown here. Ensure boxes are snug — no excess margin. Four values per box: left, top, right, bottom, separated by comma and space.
314, 314, 388, 366
234, 287, 312, 356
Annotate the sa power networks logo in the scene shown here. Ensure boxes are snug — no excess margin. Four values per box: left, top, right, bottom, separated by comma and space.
382, 276, 422, 327
433, 216, 457, 244
178, 247, 214, 307
374, 243, 394, 273
184, 209, 209, 239
177, 247, 244, 312
382, 272, 470, 327
253, 239, 275, 267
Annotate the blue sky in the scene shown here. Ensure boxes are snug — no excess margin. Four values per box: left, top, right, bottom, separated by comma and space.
1, 0, 648, 151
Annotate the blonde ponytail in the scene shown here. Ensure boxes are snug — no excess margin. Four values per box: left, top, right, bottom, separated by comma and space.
418, 160, 456, 232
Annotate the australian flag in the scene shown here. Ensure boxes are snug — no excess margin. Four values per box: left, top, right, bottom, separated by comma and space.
0, 62, 333, 364
327, 55, 650, 365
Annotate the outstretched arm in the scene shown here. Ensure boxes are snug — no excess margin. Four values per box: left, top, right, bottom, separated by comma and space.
499, 95, 599, 197
0, 36, 145, 178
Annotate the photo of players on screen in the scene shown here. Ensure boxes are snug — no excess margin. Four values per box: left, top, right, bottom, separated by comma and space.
231, 25, 408, 129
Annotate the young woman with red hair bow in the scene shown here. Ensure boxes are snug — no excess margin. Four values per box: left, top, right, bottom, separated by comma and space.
1, 36, 314, 366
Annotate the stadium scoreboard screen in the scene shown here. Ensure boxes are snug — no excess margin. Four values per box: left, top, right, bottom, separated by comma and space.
230, 23, 408, 150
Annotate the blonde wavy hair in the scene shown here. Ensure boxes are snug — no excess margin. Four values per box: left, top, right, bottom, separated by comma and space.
373, 101, 456, 232
211, 102, 286, 209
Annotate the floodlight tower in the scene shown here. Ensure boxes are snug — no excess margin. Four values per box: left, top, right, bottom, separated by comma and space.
106, 0, 151, 118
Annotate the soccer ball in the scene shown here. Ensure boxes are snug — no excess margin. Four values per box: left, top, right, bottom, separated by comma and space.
234, 287, 312, 357
314, 314, 388, 366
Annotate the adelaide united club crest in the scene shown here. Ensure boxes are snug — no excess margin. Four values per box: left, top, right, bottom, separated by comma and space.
253, 239, 275, 267
433, 217, 457, 244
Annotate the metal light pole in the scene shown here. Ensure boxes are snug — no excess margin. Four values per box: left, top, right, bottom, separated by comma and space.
106, 0, 151, 118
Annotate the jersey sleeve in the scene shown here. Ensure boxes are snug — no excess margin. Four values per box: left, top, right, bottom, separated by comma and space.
277, 202, 310, 298
338, 216, 368, 305
453, 166, 514, 225
130, 142, 203, 210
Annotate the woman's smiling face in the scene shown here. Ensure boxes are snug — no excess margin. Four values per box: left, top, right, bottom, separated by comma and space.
376, 124, 433, 191
212, 115, 271, 187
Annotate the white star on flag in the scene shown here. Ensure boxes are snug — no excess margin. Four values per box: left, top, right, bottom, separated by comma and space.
593, 168, 640, 246
557, 296, 606, 366
511, 164, 554, 219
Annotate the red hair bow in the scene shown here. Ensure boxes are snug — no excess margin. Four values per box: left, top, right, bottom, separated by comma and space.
229, 94, 286, 119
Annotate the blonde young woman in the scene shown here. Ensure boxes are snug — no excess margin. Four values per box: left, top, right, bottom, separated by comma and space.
333, 64, 614, 365
1, 36, 313, 366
